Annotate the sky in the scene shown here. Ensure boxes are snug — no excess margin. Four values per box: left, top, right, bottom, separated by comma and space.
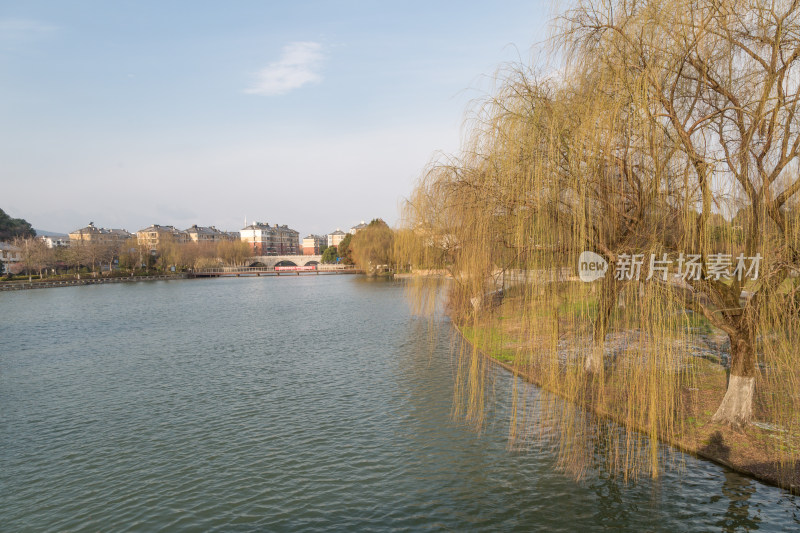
1, 1, 553, 236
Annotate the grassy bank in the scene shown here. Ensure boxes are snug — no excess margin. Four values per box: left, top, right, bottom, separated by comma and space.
457, 291, 800, 494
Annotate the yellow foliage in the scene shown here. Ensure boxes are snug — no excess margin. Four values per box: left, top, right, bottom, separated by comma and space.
398, 0, 800, 481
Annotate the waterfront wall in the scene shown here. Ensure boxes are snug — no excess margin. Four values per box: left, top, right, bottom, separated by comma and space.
0, 274, 189, 291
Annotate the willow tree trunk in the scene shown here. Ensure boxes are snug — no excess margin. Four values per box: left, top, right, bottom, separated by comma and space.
711, 331, 756, 428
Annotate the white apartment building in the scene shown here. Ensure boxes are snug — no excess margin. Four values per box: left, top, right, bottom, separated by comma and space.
327, 229, 347, 247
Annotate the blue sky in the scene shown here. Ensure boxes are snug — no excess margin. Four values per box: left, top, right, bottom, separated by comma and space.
1, 1, 552, 236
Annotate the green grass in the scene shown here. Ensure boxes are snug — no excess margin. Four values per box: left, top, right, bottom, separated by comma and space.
460, 324, 517, 363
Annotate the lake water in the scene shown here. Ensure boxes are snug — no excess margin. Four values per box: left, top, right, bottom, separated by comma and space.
1, 276, 798, 531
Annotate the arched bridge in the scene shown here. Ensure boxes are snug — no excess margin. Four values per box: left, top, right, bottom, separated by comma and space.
248, 255, 322, 268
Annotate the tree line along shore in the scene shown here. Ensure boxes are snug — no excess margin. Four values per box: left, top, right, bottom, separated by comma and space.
1, 214, 398, 281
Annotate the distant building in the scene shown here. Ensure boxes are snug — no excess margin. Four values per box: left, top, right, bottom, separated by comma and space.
37, 235, 70, 248
327, 229, 347, 248
302, 234, 326, 255
240, 222, 273, 255
349, 221, 368, 234
240, 222, 300, 255
136, 224, 187, 252
69, 222, 132, 246
274, 224, 300, 255
184, 225, 235, 244
0, 242, 22, 274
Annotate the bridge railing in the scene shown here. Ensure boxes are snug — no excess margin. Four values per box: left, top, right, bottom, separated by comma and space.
316, 264, 358, 271
191, 265, 361, 274
193, 266, 272, 273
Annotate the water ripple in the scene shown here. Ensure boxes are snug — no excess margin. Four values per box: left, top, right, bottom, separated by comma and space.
1, 277, 798, 531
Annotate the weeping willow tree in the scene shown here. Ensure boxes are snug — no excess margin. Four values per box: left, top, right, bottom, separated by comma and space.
399, 0, 800, 482
349, 219, 395, 274
564, 0, 800, 426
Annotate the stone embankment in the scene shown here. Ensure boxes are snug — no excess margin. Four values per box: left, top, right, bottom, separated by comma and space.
393, 269, 451, 279
0, 274, 188, 291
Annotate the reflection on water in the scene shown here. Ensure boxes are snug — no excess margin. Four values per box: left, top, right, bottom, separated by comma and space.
713, 471, 760, 532
0, 276, 798, 531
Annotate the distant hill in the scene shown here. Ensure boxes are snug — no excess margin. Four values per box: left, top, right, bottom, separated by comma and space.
34, 229, 68, 237
0, 208, 35, 240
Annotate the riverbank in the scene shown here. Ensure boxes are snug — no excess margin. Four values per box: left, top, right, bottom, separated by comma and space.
456, 306, 800, 495
1, 267, 367, 291
0, 273, 189, 291
394, 269, 450, 279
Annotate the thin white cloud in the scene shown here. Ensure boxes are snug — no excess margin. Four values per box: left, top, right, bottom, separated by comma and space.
0, 18, 55, 46
245, 41, 324, 96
